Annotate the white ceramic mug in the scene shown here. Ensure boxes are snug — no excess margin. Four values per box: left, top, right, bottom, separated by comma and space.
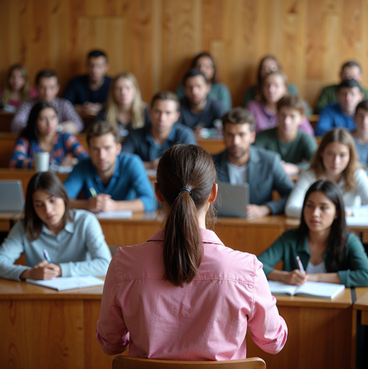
34, 152, 50, 172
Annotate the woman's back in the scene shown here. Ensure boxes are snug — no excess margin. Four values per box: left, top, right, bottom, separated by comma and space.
96, 144, 287, 360
96, 228, 287, 359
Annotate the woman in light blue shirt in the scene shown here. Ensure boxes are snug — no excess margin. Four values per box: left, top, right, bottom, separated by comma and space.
0, 172, 111, 281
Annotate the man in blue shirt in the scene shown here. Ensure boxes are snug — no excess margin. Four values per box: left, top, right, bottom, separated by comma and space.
315, 79, 363, 136
122, 91, 197, 170
64, 121, 155, 212
63, 50, 111, 116
177, 69, 227, 130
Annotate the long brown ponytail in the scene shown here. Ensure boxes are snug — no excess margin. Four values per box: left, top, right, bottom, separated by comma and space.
156, 144, 217, 287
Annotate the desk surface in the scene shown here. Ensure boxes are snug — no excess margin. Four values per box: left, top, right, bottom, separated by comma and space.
354, 288, 368, 311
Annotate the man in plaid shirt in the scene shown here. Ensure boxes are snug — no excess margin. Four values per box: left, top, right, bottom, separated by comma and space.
11, 69, 84, 134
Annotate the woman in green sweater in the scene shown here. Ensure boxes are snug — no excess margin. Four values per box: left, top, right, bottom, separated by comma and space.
258, 180, 368, 287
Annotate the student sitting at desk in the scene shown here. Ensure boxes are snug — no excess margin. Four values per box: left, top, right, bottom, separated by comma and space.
352, 99, 368, 168
96, 144, 287, 358
63, 121, 155, 213
254, 94, 317, 175
121, 91, 197, 170
0, 172, 111, 281
175, 52, 232, 110
246, 71, 314, 135
212, 107, 294, 219
10, 102, 88, 168
258, 180, 368, 287
285, 128, 368, 218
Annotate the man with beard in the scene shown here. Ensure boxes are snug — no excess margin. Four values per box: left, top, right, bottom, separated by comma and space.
63, 50, 111, 116
63, 121, 155, 213
122, 91, 197, 169
212, 108, 294, 219
177, 69, 227, 130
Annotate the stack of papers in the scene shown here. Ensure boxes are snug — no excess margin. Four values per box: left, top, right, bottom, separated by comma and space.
26, 276, 104, 291
268, 281, 345, 299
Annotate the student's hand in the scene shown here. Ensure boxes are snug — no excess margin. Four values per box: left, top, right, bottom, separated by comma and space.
281, 161, 301, 175
282, 269, 308, 285
246, 205, 271, 219
60, 121, 79, 135
60, 156, 78, 166
82, 102, 102, 115
88, 194, 116, 212
20, 260, 61, 280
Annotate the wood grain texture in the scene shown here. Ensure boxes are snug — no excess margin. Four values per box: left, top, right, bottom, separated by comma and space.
1, 0, 368, 106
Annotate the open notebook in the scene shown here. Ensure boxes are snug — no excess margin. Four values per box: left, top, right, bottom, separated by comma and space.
26, 276, 104, 291
268, 281, 345, 300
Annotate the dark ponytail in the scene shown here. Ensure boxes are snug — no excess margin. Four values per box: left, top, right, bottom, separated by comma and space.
156, 144, 217, 287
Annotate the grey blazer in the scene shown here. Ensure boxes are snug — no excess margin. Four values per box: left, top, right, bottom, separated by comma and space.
212, 147, 294, 214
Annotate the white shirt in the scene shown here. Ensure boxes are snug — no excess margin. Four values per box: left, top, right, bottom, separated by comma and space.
285, 168, 368, 218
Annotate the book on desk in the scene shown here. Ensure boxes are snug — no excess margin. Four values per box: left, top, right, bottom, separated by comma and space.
268, 281, 345, 299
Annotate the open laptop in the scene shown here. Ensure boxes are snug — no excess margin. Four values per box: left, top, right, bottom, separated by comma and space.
216, 182, 249, 218
0, 181, 25, 212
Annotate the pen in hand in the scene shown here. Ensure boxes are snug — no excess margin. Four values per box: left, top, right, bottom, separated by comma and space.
296, 256, 305, 274
43, 249, 52, 263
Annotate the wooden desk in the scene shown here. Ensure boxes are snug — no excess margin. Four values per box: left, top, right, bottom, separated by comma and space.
0, 278, 118, 369
354, 288, 368, 326
247, 289, 353, 369
0, 277, 353, 369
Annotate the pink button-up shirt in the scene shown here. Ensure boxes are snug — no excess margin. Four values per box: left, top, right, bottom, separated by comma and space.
96, 229, 287, 360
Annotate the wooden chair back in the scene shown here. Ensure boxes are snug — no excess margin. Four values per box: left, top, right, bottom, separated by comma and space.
112, 356, 266, 369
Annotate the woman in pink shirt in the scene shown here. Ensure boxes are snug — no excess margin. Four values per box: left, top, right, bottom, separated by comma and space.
246, 71, 314, 135
96, 144, 287, 360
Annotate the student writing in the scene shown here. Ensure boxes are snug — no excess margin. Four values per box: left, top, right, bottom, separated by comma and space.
0, 172, 111, 281
259, 180, 368, 287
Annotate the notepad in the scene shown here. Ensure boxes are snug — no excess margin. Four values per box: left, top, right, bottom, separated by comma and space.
26, 276, 104, 291
96, 210, 133, 219
268, 281, 345, 299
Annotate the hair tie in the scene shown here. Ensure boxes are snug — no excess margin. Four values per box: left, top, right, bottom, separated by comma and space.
179, 187, 191, 195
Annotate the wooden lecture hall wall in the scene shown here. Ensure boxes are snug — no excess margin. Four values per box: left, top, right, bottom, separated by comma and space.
1, 0, 368, 108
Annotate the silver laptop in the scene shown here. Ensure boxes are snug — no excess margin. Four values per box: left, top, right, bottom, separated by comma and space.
217, 183, 249, 218
0, 181, 25, 212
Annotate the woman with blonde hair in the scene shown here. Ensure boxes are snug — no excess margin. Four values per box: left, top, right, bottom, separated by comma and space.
0, 63, 37, 112
285, 127, 368, 218
94, 72, 149, 137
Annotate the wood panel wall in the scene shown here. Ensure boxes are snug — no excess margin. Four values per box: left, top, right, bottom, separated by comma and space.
1, 0, 368, 108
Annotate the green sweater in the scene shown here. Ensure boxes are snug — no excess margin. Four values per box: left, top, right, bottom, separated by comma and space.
257, 229, 368, 287
253, 127, 317, 171
315, 84, 368, 114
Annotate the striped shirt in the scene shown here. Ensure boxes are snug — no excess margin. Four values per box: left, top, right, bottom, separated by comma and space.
9, 132, 88, 168
10, 97, 84, 133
